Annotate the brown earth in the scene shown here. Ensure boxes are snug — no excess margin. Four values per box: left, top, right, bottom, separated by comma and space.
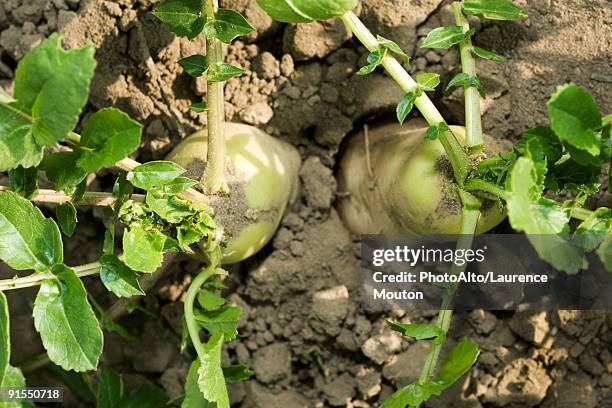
1, 0, 611, 407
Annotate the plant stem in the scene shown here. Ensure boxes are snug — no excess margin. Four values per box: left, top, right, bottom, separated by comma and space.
452, 3, 483, 152
184, 265, 218, 359
203, 0, 228, 194
464, 178, 510, 201
0, 186, 145, 206
340, 11, 471, 185
0, 262, 100, 291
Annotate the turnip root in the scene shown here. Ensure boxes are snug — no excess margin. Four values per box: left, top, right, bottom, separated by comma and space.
167, 123, 300, 264
338, 121, 507, 235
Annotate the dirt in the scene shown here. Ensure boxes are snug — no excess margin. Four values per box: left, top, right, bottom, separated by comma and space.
1, 0, 611, 407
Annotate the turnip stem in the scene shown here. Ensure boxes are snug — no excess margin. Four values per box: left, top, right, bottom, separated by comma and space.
464, 178, 510, 201
203, 0, 228, 194
452, 3, 484, 151
184, 265, 218, 360
0, 262, 100, 291
340, 11, 471, 185
0, 186, 145, 206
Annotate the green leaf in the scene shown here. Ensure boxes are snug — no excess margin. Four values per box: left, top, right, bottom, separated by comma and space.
100, 255, 144, 298
0, 366, 31, 408
127, 161, 186, 190
14, 34, 96, 147
357, 49, 386, 76
255, 0, 357, 23
8, 166, 38, 199
446, 72, 485, 97
153, 0, 205, 39
72, 179, 88, 203
463, 0, 527, 21
146, 190, 193, 223
159, 177, 198, 194
377, 35, 409, 64
204, 9, 255, 44
421, 26, 471, 49
425, 122, 450, 141
179, 55, 210, 78
76, 108, 142, 173
387, 321, 446, 344
56, 202, 77, 237
574, 208, 612, 251
197, 334, 229, 408
396, 92, 418, 125
222, 364, 255, 382
49, 364, 95, 404
434, 337, 480, 390
207, 63, 244, 82
194, 306, 241, 341
380, 383, 430, 408
40, 152, 87, 192
97, 367, 123, 408
33, 264, 103, 372
0, 104, 43, 172
121, 385, 168, 408
190, 102, 208, 113
183, 360, 215, 408
547, 84, 602, 157
416, 73, 441, 92
596, 236, 612, 271
0, 293, 9, 388
122, 228, 166, 273
472, 46, 506, 61
0, 191, 62, 272
198, 290, 225, 311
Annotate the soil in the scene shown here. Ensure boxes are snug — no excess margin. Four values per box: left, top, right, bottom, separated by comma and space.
1, 0, 611, 407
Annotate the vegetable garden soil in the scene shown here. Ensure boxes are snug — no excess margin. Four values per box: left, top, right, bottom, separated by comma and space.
1, 0, 611, 407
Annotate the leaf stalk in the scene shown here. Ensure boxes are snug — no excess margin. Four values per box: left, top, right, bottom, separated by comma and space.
0, 186, 145, 206
0, 262, 100, 291
184, 265, 218, 360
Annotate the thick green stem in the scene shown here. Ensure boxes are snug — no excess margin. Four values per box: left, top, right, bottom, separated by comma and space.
0, 186, 145, 206
0, 262, 100, 291
340, 11, 471, 185
203, 0, 228, 193
184, 265, 218, 360
464, 178, 510, 201
452, 3, 483, 152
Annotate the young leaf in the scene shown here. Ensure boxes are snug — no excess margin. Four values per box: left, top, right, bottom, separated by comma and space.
14, 34, 96, 147
255, 0, 357, 23
146, 190, 193, 223
179, 55, 210, 78
159, 177, 198, 194
183, 360, 215, 408
387, 321, 446, 344
121, 385, 168, 408
190, 102, 208, 113
396, 92, 418, 125
76, 108, 142, 173
56, 202, 77, 237
197, 334, 229, 408
574, 208, 612, 251
198, 290, 226, 311
357, 49, 386, 76
380, 383, 431, 408
204, 9, 255, 44
0, 103, 43, 171
8, 165, 38, 199
207, 63, 245, 82
97, 367, 123, 408
0, 366, 28, 399
463, 0, 527, 21
446, 72, 485, 97
100, 255, 144, 298
433, 337, 480, 390
153, 0, 205, 39
421, 26, 470, 49
425, 122, 450, 141
0, 191, 63, 272
40, 152, 87, 192
0, 292, 9, 387
377, 35, 409, 64
127, 161, 186, 190
472, 46, 506, 61
416, 73, 441, 91
33, 264, 104, 372
122, 228, 166, 273
222, 364, 255, 382
547, 84, 602, 157
194, 306, 242, 341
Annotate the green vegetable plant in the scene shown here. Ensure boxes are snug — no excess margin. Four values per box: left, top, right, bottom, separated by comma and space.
256, 0, 610, 407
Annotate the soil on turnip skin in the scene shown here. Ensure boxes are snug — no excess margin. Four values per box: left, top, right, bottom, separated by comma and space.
1, 0, 611, 407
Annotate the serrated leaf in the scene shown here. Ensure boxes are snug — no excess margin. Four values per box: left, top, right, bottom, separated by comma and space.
222, 364, 254, 382
183, 360, 215, 408
197, 334, 229, 408
446, 72, 485, 97
122, 228, 166, 273
100, 255, 144, 298
0, 292, 9, 388
198, 290, 225, 311
421, 26, 470, 49
159, 177, 198, 194
76, 108, 142, 173
377, 35, 409, 64
396, 92, 417, 125
8, 166, 38, 199
33, 264, 103, 372
547, 84, 602, 157
153, 0, 205, 39
0, 104, 43, 172
127, 161, 186, 190
207, 63, 244, 82
146, 190, 193, 223
255, 0, 357, 23
387, 321, 446, 344
121, 385, 168, 408
56, 202, 77, 237
416, 73, 440, 91
40, 152, 87, 193
179, 55, 210, 78
190, 102, 208, 113
204, 9, 255, 44
472, 46, 506, 61
97, 367, 123, 408
14, 34, 96, 147
463, 0, 527, 21
357, 49, 386, 76
0, 191, 62, 272
195, 306, 241, 341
